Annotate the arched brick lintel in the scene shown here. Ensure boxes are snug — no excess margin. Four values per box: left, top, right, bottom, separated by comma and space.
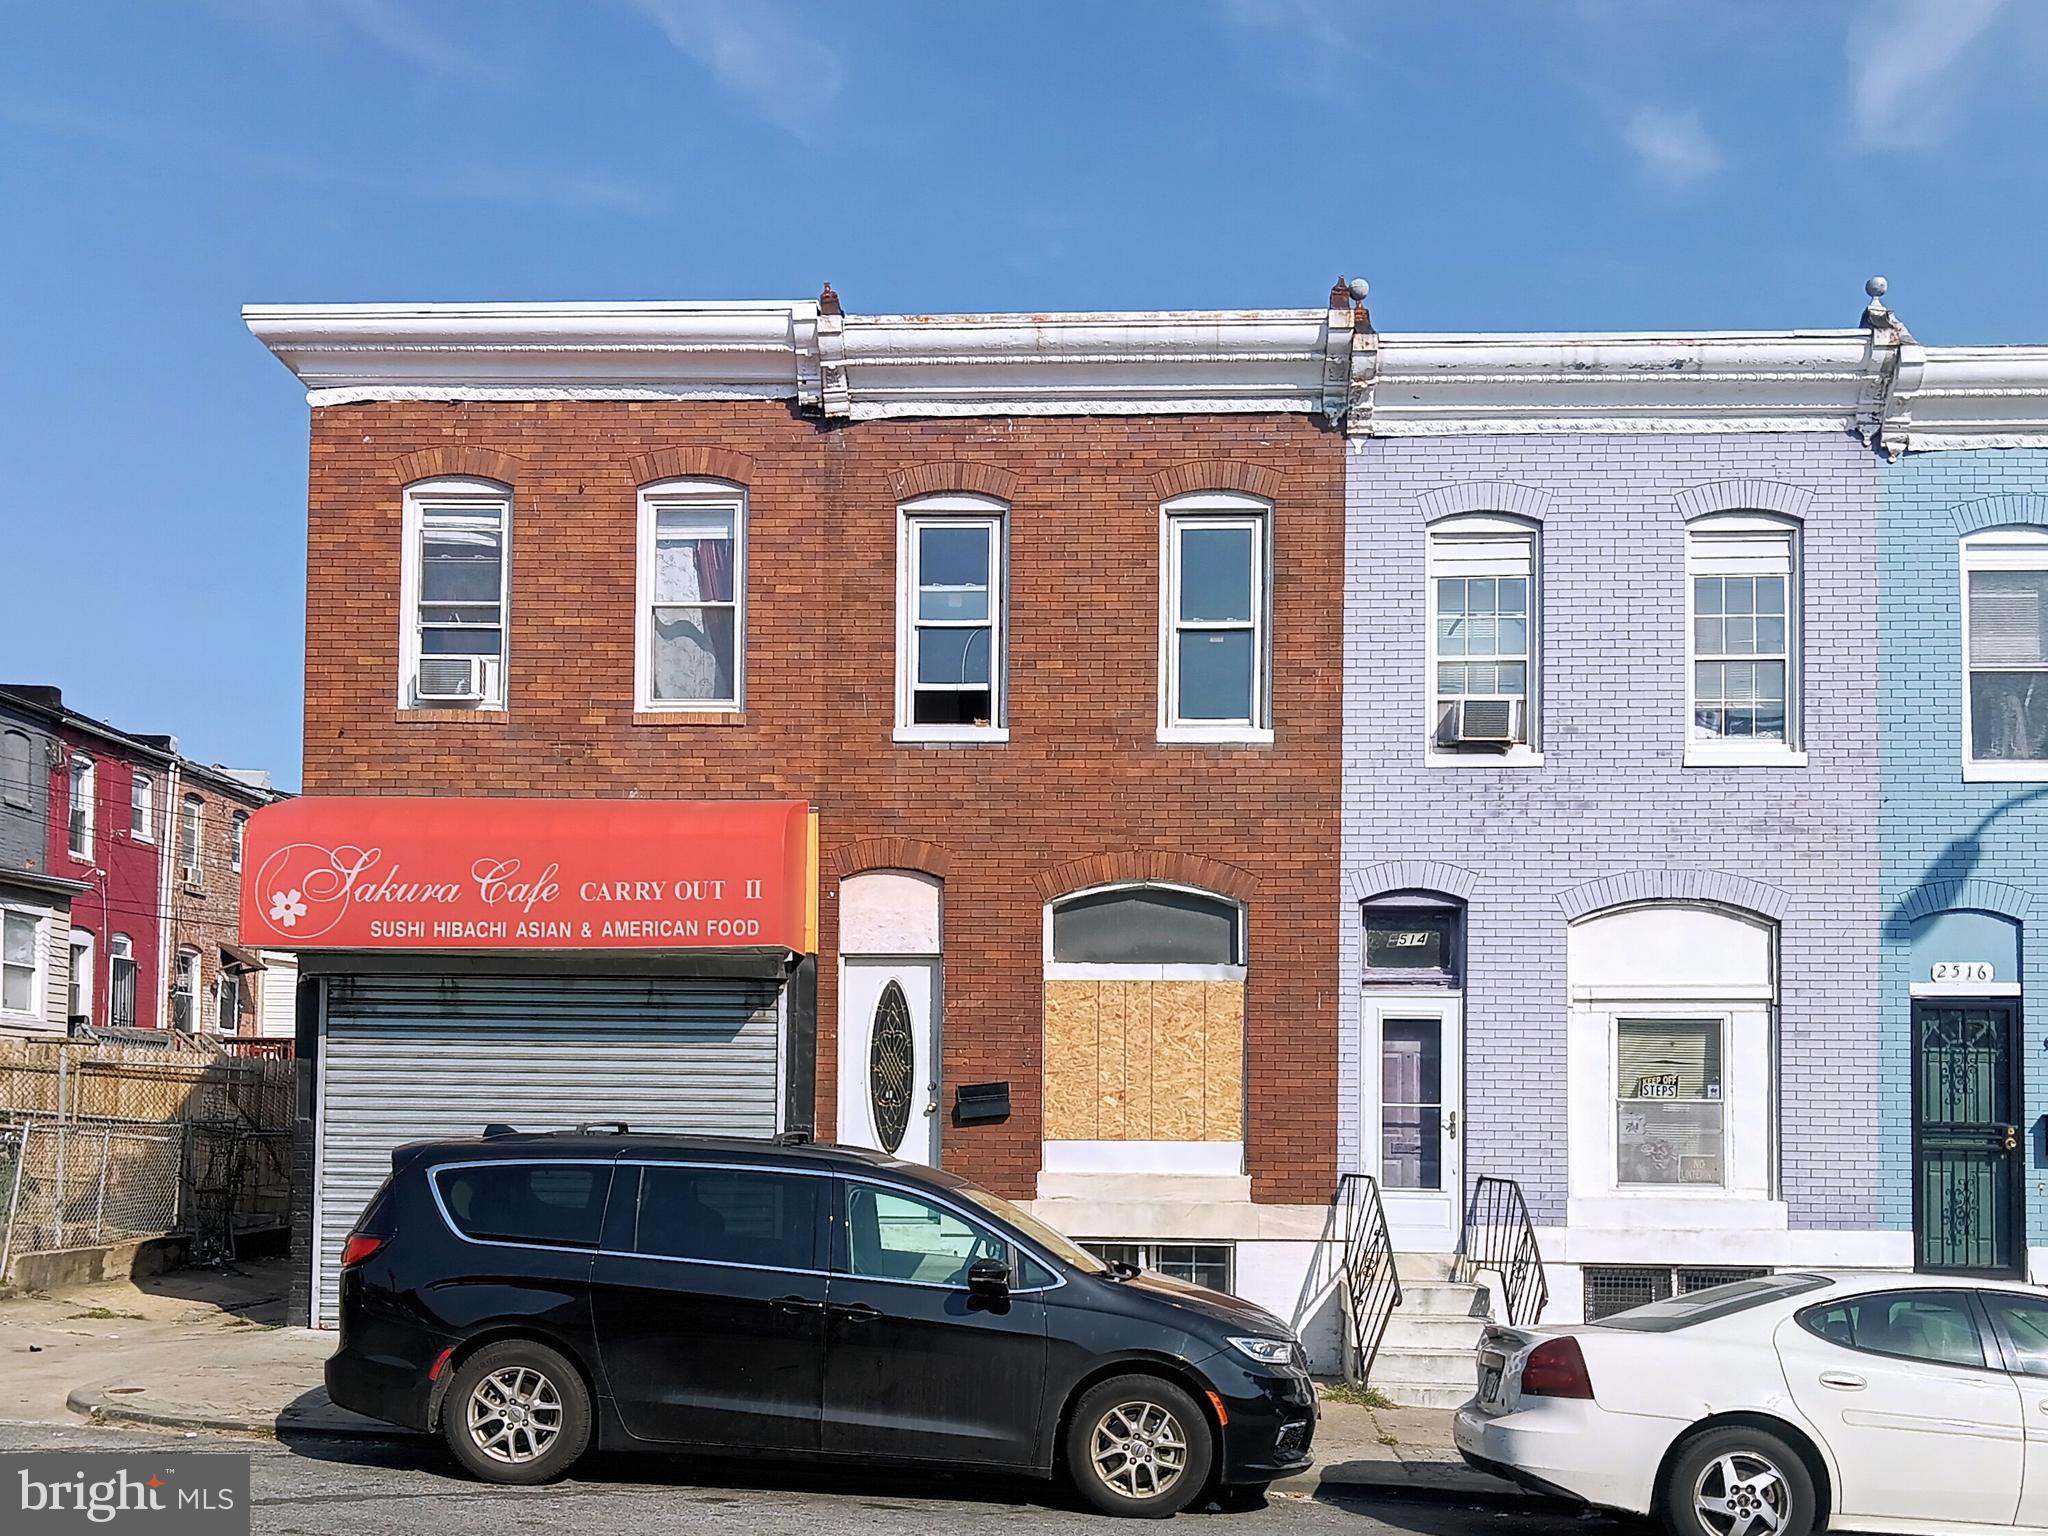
627, 445, 758, 487
1151, 460, 1284, 503
1896, 877, 2032, 925
829, 836, 953, 881
1417, 481, 1551, 524
1033, 849, 1257, 905
1675, 479, 1814, 523
892, 461, 1019, 503
1350, 860, 1480, 902
1558, 868, 1792, 922
393, 446, 524, 486
1952, 493, 2048, 537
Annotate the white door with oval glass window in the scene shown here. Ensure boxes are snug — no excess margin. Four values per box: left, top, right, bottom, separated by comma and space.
839, 958, 940, 1166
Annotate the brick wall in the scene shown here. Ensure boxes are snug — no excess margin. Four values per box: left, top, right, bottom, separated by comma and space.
47, 731, 163, 1030
1343, 433, 1882, 1231
168, 780, 265, 1034
300, 401, 1345, 1204
1878, 449, 2048, 1242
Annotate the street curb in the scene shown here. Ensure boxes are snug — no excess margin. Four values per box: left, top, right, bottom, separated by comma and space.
1273, 1466, 1563, 1510
65, 1385, 419, 1443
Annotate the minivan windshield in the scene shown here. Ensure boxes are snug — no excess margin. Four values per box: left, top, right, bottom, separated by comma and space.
956, 1186, 1108, 1275
1592, 1273, 1831, 1332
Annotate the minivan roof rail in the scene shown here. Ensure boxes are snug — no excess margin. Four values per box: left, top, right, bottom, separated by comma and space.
481, 1123, 519, 1138
574, 1121, 630, 1135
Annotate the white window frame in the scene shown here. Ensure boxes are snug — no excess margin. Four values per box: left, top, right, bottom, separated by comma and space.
1613, 1012, 1730, 1190
179, 794, 204, 883
108, 933, 136, 1028
131, 771, 155, 841
68, 929, 94, 1026
67, 754, 94, 859
231, 811, 247, 874
1159, 492, 1274, 744
1962, 526, 2048, 782
398, 476, 511, 712
1685, 513, 1805, 767
1, 903, 49, 1023
171, 947, 200, 1033
1425, 514, 1541, 767
896, 494, 1009, 744
634, 477, 747, 713
1042, 881, 1248, 983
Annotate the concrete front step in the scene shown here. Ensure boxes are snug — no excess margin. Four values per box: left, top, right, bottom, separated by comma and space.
1366, 1379, 1480, 1411
1382, 1315, 1491, 1349
1393, 1280, 1489, 1317
1370, 1342, 1484, 1388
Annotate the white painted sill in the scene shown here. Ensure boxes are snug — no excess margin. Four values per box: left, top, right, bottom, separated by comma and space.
1424, 749, 1544, 769
894, 727, 1010, 746
1684, 746, 1809, 769
1964, 761, 2048, 783
1157, 726, 1274, 746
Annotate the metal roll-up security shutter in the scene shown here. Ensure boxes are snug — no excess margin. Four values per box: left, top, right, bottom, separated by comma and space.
314, 972, 781, 1327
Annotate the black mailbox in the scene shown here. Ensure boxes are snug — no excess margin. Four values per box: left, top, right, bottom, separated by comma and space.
954, 1081, 1011, 1125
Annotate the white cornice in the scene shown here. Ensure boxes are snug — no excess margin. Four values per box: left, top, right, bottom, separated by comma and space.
242, 301, 821, 406
1879, 342, 2048, 453
1354, 330, 1891, 438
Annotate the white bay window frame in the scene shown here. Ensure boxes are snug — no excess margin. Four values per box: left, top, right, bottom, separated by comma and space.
896, 494, 1008, 744
1425, 515, 1540, 765
634, 478, 747, 713
398, 477, 511, 711
1685, 513, 1804, 767
1159, 492, 1273, 744
1962, 526, 2048, 782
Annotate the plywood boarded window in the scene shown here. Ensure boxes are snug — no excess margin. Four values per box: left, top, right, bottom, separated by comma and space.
1044, 885, 1245, 1144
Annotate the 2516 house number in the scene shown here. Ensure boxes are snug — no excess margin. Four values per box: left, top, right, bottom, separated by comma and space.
1931, 962, 1995, 984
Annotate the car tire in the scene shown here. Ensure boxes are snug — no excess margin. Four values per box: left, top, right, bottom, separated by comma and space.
1661, 1425, 1817, 1536
1065, 1374, 1215, 1519
440, 1339, 592, 1486
1210, 1481, 1271, 1512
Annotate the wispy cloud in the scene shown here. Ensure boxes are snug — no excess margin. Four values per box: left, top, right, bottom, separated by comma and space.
1214, 0, 1370, 95
1848, 0, 2011, 147
622, 0, 844, 141
0, 94, 654, 215
206, 0, 516, 86
1623, 106, 1724, 185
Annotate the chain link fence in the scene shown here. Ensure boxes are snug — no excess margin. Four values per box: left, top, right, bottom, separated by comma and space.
0, 1120, 186, 1275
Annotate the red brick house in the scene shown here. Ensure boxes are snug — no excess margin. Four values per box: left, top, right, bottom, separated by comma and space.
244, 288, 1361, 1344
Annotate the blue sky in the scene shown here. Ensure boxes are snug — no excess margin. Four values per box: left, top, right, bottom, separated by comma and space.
3, 0, 2045, 788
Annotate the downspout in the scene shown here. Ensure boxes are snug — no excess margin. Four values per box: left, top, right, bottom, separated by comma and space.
155, 758, 179, 1030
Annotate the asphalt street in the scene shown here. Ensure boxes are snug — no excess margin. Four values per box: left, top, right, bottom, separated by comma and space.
0, 1420, 1636, 1536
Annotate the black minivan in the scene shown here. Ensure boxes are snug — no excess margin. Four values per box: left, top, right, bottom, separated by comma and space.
328, 1130, 1315, 1517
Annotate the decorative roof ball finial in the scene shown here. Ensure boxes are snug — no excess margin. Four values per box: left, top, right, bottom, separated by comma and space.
1348, 277, 1370, 303
1862, 274, 1890, 327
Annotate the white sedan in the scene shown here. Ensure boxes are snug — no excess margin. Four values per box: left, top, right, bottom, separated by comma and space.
1454, 1271, 2048, 1536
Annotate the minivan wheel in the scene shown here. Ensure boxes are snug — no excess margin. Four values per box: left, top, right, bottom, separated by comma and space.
440, 1339, 591, 1486
1065, 1374, 1214, 1519
1661, 1426, 1816, 1536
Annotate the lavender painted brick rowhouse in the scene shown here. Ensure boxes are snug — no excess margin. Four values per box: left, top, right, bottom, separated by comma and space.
1343, 432, 1888, 1317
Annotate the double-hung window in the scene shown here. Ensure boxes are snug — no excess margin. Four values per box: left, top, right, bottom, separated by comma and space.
637, 479, 745, 711
131, 772, 154, 840
1616, 1016, 1725, 1188
897, 495, 1006, 741
1161, 493, 1272, 741
401, 478, 510, 710
1427, 516, 1538, 759
179, 795, 203, 884
2, 907, 44, 1019
108, 934, 136, 1028
67, 756, 94, 858
1962, 528, 2048, 779
215, 973, 239, 1034
230, 811, 247, 873
172, 948, 199, 1033
1687, 514, 1801, 764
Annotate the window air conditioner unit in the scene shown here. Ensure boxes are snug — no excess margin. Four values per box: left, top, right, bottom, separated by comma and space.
182, 864, 205, 890
416, 655, 489, 703
1451, 696, 1522, 745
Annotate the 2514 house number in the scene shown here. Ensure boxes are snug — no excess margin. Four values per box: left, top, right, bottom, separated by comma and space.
1931, 962, 1995, 984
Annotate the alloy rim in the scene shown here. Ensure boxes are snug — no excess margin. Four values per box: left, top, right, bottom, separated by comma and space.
1693, 1449, 1789, 1536
466, 1366, 564, 1465
1090, 1400, 1189, 1500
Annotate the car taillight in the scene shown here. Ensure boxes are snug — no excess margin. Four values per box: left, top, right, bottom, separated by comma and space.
340, 1232, 387, 1269
1521, 1336, 1594, 1399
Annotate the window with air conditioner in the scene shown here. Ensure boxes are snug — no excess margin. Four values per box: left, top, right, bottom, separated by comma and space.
67, 755, 94, 858
897, 495, 1007, 742
1160, 493, 1273, 741
1962, 527, 2048, 780
1687, 513, 1802, 765
636, 479, 745, 711
401, 478, 510, 711
1428, 515, 1538, 761
180, 795, 204, 888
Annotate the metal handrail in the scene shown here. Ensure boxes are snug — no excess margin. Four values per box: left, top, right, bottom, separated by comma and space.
1456, 1174, 1549, 1326
1335, 1172, 1402, 1384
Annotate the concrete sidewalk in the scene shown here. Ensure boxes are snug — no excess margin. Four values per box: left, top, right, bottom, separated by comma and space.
3, 1264, 1531, 1501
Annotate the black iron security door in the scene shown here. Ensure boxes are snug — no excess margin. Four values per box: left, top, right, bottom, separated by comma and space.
1913, 1000, 2025, 1276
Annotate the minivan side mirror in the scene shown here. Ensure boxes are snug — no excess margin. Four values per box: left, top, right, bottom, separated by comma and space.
967, 1256, 1011, 1296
